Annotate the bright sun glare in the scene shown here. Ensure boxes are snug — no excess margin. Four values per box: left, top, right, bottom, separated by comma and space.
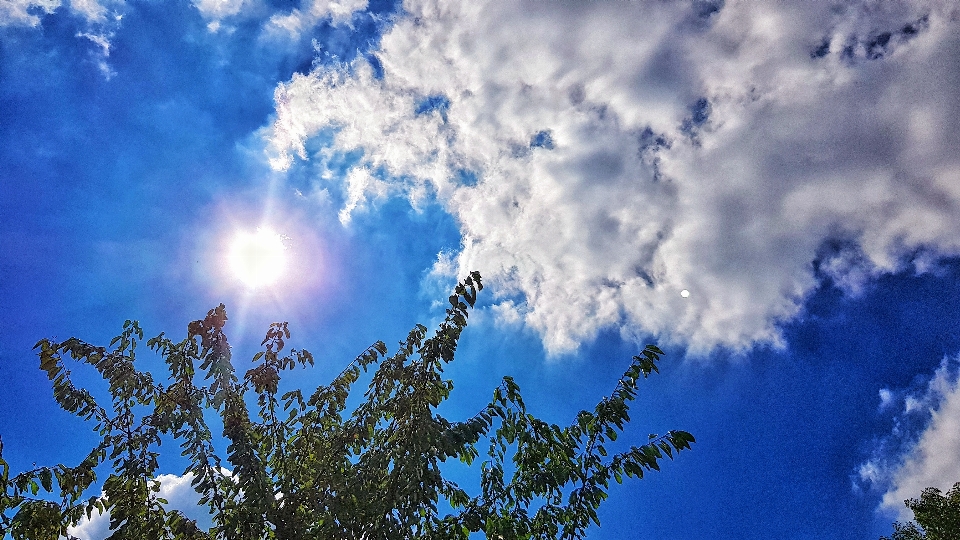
229, 228, 287, 288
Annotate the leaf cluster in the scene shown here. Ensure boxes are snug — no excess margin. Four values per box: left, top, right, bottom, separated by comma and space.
1, 272, 694, 539
882, 482, 960, 540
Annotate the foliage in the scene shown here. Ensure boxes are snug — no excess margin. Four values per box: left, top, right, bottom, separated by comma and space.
0, 272, 695, 539
882, 482, 960, 540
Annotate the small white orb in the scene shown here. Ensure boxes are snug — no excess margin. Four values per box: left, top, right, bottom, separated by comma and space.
680, 289, 690, 298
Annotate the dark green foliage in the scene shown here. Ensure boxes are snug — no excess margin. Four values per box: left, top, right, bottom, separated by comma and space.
0, 272, 694, 539
883, 482, 960, 540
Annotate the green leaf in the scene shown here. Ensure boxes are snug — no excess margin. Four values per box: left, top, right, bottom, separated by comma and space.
39, 469, 52, 492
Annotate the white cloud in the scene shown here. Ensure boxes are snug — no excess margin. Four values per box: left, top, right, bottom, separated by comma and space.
193, 0, 247, 22
859, 357, 960, 520
1, 0, 123, 80
76, 30, 117, 78
268, 0, 960, 355
67, 472, 210, 540
0, 0, 118, 27
193, 0, 367, 39
68, 0, 110, 23
0, 0, 60, 26
263, 0, 368, 40
878, 388, 895, 411
338, 165, 394, 224
67, 498, 112, 540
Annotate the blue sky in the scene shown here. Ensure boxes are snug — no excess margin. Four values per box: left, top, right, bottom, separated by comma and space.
3, 0, 960, 538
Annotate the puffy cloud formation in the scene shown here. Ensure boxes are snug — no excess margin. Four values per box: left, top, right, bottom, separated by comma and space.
269, 0, 960, 355
859, 358, 960, 519
67, 473, 208, 540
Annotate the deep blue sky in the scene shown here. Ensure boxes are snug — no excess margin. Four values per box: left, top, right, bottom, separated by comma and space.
4, 1, 960, 539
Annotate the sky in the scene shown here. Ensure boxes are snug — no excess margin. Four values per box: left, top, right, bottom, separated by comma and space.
2, 0, 960, 538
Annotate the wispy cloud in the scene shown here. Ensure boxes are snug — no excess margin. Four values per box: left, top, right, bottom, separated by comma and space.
191, 0, 368, 36
263, 0, 369, 39
268, 0, 960, 355
1, 0, 124, 79
0, 0, 61, 26
192, 0, 248, 21
859, 356, 960, 520
1, 0, 119, 27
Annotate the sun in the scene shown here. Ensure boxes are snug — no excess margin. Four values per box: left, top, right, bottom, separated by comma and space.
228, 228, 287, 288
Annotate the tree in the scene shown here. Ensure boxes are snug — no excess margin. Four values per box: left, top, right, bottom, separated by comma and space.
883, 483, 960, 540
0, 272, 695, 539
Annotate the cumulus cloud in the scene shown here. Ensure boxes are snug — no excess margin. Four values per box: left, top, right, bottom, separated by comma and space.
269, 0, 960, 355
859, 357, 960, 519
67, 472, 210, 540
